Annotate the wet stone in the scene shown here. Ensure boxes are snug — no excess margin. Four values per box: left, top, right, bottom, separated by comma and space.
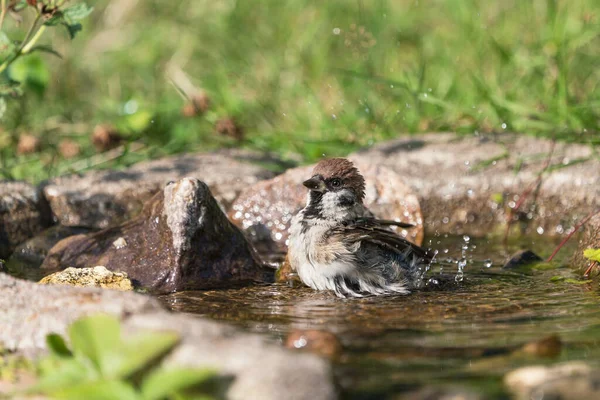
7, 225, 92, 279
0, 181, 52, 259
43, 150, 280, 229
572, 213, 600, 276
504, 362, 600, 400
285, 329, 343, 359
39, 266, 133, 291
229, 160, 424, 258
350, 133, 600, 238
40, 178, 270, 293
502, 250, 543, 270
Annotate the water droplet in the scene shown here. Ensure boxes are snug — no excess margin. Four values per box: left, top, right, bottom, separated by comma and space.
123, 99, 138, 115
483, 259, 492, 268
463, 235, 470, 242
501, 123, 507, 129
443, 248, 449, 254
293, 337, 307, 348
331, 114, 337, 119
332, 27, 341, 35
536, 226, 545, 234
464, 160, 470, 166
442, 217, 449, 224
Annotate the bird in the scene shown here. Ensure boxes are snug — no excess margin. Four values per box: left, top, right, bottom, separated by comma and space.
287, 158, 435, 298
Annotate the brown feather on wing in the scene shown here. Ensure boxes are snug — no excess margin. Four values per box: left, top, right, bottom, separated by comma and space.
333, 219, 435, 263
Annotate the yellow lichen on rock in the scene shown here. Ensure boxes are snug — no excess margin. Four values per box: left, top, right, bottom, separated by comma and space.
39, 266, 133, 291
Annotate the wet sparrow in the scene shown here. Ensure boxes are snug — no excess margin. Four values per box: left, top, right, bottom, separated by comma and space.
287, 158, 434, 297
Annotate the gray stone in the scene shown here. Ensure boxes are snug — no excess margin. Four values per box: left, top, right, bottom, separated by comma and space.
0, 273, 336, 400
0, 272, 159, 354
350, 133, 600, 237
0, 181, 52, 259
125, 313, 337, 400
43, 150, 280, 229
504, 362, 600, 400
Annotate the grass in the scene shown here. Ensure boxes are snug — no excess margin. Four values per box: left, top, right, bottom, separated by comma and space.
0, 0, 598, 182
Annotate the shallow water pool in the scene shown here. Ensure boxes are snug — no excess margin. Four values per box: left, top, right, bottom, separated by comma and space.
162, 235, 600, 399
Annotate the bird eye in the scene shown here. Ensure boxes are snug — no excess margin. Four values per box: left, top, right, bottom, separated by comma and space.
330, 178, 342, 188
166, 180, 175, 186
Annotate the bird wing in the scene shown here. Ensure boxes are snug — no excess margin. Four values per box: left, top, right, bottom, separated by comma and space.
331, 218, 435, 263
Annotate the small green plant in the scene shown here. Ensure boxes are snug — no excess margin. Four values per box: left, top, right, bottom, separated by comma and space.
0, 0, 92, 118
21, 314, 220, 400
583, 248, 600, 263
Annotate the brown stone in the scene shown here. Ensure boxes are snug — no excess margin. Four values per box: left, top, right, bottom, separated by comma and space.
41, 178, 270, 293
285, 329, 343, 359
0, 181, 52, 259
42, 150, 279, 229
229, 160, 424, 261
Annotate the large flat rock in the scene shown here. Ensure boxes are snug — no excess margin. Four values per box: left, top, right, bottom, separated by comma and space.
0, 181, 52, 259
0, 273, 335, 400
43, 150, 280, 229
350, 133, 600, 237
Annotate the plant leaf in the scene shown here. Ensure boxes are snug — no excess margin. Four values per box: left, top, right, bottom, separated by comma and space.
51, 379, 140, 400
583, 248, 600, 263
46, 333, 73, 357
62, 3, 94, 22
27, 358, 96, 394
106, 331, 180, 379
29, 45, 63, 58
68, 315, 121, 377
141, 367, 218, 400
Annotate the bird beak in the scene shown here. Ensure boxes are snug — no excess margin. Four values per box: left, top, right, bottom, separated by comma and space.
303, 176, 326, 192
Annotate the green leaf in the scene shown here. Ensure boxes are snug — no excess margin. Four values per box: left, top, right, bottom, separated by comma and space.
141, 367, 218, 400
62, 3, 94, 22
583, 248, 600, 263
107, 331, 180, 379
46, 333, 73, 357
68, 315, 121, 376
64, 22, 83, 39
51, 380, 140, 400
28, 358, 96, 394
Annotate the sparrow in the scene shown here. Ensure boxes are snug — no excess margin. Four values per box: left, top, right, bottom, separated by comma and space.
287, 158, 434, 297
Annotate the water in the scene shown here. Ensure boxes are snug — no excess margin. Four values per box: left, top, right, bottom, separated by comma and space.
161, 236, 600, 399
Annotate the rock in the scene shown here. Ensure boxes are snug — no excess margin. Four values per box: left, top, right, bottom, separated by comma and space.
401, 386, 482, 400
7, 225, 92, 279
0, 181, 52, 259
43, 150, 280, 229
41, 178, 270, 293
39, 266, 133, 291
502, 250, 543, 269
0, 273, 336, 400
504, 362, 600, 400
285, 329, 343, 359
0, 272, 160, 354
126, 313, 336, 400
350, 133, 600, 237
518, 335, 562, 358
572, 213, 600, 276
229, 160, 424, 259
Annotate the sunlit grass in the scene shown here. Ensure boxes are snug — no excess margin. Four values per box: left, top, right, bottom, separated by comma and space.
1, 0, 598, 182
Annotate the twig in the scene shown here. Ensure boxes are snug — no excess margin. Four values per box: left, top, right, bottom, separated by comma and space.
503, 140, 556, 246
0, 0, 7, 31
546, 208, 600, 262
583, 261, 598, 279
